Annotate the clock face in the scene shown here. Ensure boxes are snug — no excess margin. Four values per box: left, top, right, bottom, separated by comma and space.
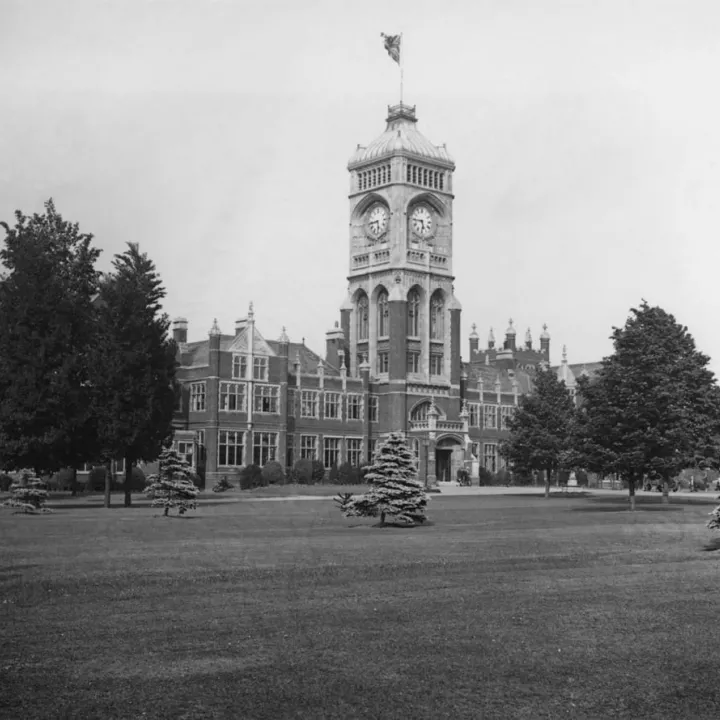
367, 205, 388, 238
411, 206, 433, 237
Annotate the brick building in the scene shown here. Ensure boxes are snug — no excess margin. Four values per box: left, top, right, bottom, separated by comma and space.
172, 102, 564, 488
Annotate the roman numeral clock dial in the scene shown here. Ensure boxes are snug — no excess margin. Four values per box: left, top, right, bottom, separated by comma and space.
366, 205, 388, 240
410, 206, 433, 238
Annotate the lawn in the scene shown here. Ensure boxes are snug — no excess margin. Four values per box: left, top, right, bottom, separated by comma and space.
2, 493, 720, 719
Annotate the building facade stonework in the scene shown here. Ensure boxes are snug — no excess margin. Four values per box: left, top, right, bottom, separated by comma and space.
172, 102, 563, 487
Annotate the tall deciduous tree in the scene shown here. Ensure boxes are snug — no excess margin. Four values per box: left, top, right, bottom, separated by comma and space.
0, 200, 101, 475
90, 243, 179, 507
575, 301, 720, 510
500, 366, 577, 498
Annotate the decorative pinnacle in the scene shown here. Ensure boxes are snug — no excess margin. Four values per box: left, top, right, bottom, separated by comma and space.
279, 326, 290, 343
209, 318, 221, 336
506, 318, 516, 335
470, 323, 479, 339
488, 327, 495, 342
248, 301, 254, 321
562, 345, 568, 363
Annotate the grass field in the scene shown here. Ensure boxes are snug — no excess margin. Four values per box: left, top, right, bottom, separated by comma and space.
2, 493, 720, 719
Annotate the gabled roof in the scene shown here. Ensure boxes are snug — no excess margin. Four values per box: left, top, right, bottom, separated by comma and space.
227, 325, 276, 356
464, 362, 533, 394
265, 340, 342, 377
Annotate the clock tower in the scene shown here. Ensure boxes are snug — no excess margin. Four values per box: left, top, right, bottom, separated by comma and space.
339, 102, 462, 432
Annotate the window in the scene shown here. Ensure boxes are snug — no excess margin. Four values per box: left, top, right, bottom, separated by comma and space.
253, 357, 268, 381
407, 289, 420, 336
286, 435, 294, 468
177, 441, 194, 467
219, 382, 246, 412
190, 382, 206, 412
346, 438, 363, 467
410, 438, 419, 460
253, 432, 278, 466
430, 292, 444, 340
232, 355, 247, 379
377, 291, 389, 337
287, 389, 296, 417
377, 351, 389, 374
430, 354, 443, 376
219, 430, 243, 466
347, 394, 363, 421
469, 403, 480, 427
500, 405, 514, 429
357, 294, 369, 341
300, 390, 319, 418
470, 442, 480, 460
411, 402, 429, 422
407, 351, 420, 373
300, 435, 318, 459
253, 385, 279, 413
323, 437, 341, 469
324, 392, 341, 419
368, 395, 379, 422
483, 404, 498, 430
483, 443, 498, 473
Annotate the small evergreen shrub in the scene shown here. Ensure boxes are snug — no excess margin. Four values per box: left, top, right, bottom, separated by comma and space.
2, 470, 52, 514
339, 432, 429, 527
212, 475, 235, 493
311, 460, 326, 484
293, 459, 313, 485
239, 464, 263, 490
478, 467, 493, 486
261, 460, 285, 485
145, 447, 199, 516
337, 461, 362, 485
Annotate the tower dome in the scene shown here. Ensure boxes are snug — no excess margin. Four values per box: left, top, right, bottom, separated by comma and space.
348, 104, 455, 168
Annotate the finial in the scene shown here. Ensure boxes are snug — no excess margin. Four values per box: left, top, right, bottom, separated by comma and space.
540, 324, 550, 340
470, 323, 479, 339
562, 345, 567, 363
506, 318, 516, 335
248, 301, 254, 321
488, 327, 495, 342
279, 326, 290, 343
525, 327, 532, 341
209, 318, 221, 336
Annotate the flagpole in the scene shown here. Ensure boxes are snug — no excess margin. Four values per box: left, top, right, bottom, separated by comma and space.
400, 33, 404, 104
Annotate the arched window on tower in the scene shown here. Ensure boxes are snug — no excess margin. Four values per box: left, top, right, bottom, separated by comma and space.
407, 289, 420, 337
377, 291, 389, 337
430, 292, 445, 340
357, 294, 369, 341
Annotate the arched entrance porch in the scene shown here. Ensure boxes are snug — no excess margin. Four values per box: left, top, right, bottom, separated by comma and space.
435, 434, 464, 484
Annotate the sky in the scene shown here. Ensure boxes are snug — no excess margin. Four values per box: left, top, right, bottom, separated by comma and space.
2, 0, 720, 374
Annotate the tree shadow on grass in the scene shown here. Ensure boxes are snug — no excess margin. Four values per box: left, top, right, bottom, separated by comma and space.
700, 537, 720, 552
346, 520, 436, 529
572, 504, 685, 513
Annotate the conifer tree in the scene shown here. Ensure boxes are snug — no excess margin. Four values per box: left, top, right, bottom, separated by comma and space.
2, 470, 51, 514
340, 432, 428, 526
145, 446, 198, 517
89, 243, 179, 508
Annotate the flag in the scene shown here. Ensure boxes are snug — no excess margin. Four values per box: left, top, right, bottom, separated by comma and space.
380, 33, 401, 65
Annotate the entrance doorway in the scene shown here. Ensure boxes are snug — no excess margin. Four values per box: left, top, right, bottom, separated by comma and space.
435, 435, 464, 484
436, 448, 453, 483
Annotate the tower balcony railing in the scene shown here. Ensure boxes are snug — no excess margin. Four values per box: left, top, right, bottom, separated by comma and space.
409, 419, 465, 433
